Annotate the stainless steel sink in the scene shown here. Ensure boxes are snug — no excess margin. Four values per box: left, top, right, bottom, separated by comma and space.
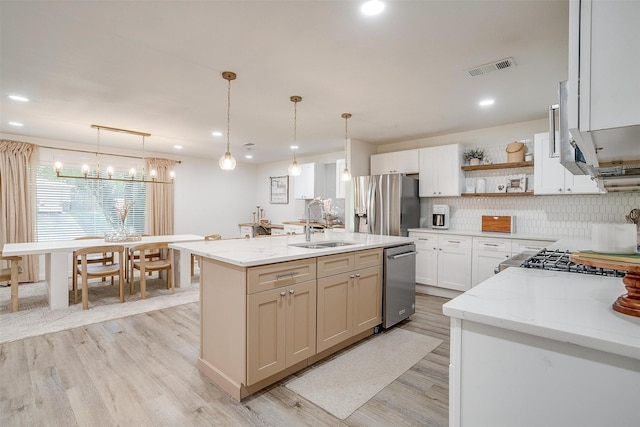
289, 241, 357, 249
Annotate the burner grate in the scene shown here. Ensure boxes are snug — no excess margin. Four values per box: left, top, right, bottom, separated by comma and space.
521, 249, 626, 277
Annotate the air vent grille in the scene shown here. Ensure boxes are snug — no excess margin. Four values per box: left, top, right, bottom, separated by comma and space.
466, 57, 517, 77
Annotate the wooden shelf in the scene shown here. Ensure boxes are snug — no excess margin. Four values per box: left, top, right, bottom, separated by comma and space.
461, 161, 533, 171
461, 191, 534, 197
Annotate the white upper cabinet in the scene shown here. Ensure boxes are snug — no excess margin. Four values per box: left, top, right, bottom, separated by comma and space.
569, 0, 640, 132
534, 133, 601, 195
419, 144, 464, 197
294, 163, 326, 200
370, 149, 419, 175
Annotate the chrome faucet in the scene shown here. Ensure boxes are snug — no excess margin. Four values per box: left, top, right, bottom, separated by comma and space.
305, 198, 324, 241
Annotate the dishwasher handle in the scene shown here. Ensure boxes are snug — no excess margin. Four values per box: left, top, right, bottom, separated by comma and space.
388, 251, 418, 260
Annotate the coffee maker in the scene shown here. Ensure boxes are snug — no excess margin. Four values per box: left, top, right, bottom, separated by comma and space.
432, 204, 450, 229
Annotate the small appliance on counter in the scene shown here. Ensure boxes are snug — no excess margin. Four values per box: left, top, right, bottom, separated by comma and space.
432, 204, 450, 229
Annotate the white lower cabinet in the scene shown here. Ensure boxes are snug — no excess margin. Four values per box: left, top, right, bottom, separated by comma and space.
410, 231, 472, 292
471, 237, 512, 287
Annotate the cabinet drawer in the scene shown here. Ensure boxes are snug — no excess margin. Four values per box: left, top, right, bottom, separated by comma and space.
354, 248, 383, 269
473, 237, 512, 252
317, 253, 355, 278
511, 239, 554, 254
438, 235, 472, 249
410, 232, 437, 250
247, 259, 316, 294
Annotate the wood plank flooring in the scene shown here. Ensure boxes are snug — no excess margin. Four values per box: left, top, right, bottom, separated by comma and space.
0, 293, 451, 426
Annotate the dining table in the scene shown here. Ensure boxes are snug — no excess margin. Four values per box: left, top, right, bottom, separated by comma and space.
2, 234, 203, 310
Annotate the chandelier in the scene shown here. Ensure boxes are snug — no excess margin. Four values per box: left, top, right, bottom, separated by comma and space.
54, 125, 175, 184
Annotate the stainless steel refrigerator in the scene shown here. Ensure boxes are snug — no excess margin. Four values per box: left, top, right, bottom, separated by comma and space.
352, 174, 420, 236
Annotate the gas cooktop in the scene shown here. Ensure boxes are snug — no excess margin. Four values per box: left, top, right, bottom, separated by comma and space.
520, 249, 626, 277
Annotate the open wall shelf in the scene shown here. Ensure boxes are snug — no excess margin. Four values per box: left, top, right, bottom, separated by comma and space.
461, 161, 533, 171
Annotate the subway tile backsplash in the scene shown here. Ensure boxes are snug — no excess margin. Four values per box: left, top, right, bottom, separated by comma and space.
420, 193, 640, 238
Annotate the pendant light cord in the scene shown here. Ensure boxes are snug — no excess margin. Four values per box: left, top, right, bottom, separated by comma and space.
293, 99, 298, 162
226, 77, 231, 154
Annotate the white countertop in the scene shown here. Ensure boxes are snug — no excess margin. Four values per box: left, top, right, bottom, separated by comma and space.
407, 228, 558, 241
170, 232, 414, 267
443, 267, 640, 360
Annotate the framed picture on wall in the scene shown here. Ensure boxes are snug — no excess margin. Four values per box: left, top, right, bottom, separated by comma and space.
270, 175, 289, 204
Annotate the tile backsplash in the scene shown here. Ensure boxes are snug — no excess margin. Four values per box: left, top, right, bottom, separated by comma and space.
420, 193, 640, 238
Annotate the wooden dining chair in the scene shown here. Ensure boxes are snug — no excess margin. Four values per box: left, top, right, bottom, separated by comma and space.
126, 234, 160, 281
73, 236, 115, 289
73, 245, 125, 310
129, 242, 174, 299
0, 251, 23, 313
191, 233, 221, 276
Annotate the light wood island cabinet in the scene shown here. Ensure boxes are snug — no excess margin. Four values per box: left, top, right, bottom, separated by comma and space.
316, 249, 383, 352
198, 247, 383, 400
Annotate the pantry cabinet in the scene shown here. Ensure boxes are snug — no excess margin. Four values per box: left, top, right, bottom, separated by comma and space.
294, 162, 326, 199
419, 144, 464, 197
316, 249, 382, 353
533, 133, 601, 195
370, 149, 419, 175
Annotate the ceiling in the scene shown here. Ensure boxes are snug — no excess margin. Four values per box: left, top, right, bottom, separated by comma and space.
0, 0, 569, 164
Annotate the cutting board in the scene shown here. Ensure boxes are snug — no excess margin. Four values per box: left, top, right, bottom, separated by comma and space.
572, 251, 640, 265
481, 215, 514, 233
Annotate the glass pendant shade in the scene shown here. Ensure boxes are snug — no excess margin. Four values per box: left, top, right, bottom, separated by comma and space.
288, 159, 302, 176
341, 168, 351, 181
219, 151, 236, 170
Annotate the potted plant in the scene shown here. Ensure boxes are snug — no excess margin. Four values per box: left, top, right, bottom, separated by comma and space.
463, 148, 485, 166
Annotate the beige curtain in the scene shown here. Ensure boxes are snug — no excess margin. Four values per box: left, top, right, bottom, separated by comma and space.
0, 140, 38, 282
147, 158, 175, 235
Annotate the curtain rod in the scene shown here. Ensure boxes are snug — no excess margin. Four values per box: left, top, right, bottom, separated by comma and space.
37, 144, 182, 164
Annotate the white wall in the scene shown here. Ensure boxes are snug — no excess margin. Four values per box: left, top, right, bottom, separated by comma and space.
173, 157, 259, 238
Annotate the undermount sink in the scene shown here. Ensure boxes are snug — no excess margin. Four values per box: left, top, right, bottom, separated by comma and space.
289, 241, 357, 249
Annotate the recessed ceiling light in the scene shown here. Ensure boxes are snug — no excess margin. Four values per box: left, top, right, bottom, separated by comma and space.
479, 99, 495, 107
9, 95, 29, 102
361, 0, 385, 16
245, 153, 253, 159
212, 131, 222, 137
173, 145, 183, 150
9, 121, 24, 127
290, 145, 299, 150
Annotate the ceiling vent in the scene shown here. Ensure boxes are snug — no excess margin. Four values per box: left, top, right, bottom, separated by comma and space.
466, 57, 517, 77
241, 142, 255, 147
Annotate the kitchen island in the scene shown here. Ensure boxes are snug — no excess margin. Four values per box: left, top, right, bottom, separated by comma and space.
170, 232, 414, 399
443, 267, 640, 427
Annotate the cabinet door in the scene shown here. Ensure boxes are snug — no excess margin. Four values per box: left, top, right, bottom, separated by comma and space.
285, 280, 317, 367
371, 153, 395, 174
437, 236, 472, 291
563, 170, 601, 194
534, 132, 567, 195
352, 265, 382, 335
511, 239, 553, 254
472, 250, 510, 287
394, 149, 419, 174
317, 272, 353, 353
247, 288, 286, 385
413, 233, 438, 285
294, 163, 314, 199
437, 145, 463, 197
419, 148, 438, 197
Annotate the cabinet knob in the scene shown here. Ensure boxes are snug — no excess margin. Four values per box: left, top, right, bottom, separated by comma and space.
558, 188, 563, 192
280, 291, 286, 297
566, 188, 571, 192
355, 273, 361, 278
433, 247, 437, 250
350, 274, 356, 279
289, 289, 295, 294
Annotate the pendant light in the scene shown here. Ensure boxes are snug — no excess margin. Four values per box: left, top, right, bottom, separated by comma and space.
288, 95, 302, 176
341, 113, 352, 181
219, 71, 237, 171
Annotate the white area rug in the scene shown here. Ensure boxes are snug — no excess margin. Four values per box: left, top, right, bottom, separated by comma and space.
0, 277, 199, 344
285, 328, 443, 419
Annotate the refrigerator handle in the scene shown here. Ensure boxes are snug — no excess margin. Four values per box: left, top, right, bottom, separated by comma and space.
367, 177, 376, 234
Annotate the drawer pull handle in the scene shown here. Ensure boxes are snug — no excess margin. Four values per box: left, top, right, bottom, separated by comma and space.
448, 240, 461, 244
276, 271, 300, 280
484, 243, 498, 247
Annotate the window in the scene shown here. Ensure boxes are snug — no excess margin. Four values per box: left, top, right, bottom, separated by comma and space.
36, 150, 147, 241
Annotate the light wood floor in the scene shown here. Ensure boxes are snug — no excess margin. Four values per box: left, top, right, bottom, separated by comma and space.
0, 293, 450, 426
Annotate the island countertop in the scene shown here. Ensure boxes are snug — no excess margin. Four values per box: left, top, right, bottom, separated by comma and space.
170, 232, 414, 267
443, 267, 640, 360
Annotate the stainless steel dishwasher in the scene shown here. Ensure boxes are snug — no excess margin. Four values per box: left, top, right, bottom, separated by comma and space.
383, 244, 417, 328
